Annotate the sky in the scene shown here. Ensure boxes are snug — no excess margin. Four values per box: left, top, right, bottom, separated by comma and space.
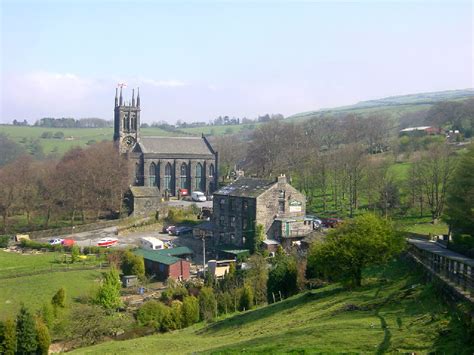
0, 0, 472, 124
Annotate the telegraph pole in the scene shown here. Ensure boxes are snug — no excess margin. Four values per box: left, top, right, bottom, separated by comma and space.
202, 233, 206, 279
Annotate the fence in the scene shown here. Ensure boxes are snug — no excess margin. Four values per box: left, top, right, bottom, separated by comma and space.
407, 240, 474, 302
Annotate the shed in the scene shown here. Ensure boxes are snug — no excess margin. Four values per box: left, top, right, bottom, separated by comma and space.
121, 275, 138, 288
134, 247, 193, 281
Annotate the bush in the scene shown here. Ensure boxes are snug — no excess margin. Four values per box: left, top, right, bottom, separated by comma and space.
40, 131, 53, 139
198, 287, 217, 322
53, 131, 64, 139
0, 318, 17, 355
267, 256, 298, 303
121, 250, 145, 279
217, 292, 234, 315
51, 288, 66, 309
137, 300, 170, 330
239, 285, 254, 311
35, 319, 51, 355
0, 235, 10, 248
181, 296, 199, 327
16, 305, 37, 353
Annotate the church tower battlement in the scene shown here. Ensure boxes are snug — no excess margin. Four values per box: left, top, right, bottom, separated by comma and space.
114, 86, 141, 153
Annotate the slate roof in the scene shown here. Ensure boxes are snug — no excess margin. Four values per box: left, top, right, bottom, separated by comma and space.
137, 136, 214, 155
134, 246, 193, 266
129, 187, 161, 197
214, 178, 276, 198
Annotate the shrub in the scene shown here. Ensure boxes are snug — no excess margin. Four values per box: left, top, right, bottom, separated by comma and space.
137, 300, 170, 330
40, 303, 54, 329
267, 256, 298, 303
16, 305, 37, 353
198, 287, 217, 321
239, 285, 254, 311
53, 131, 64, 139
181, 296, 199, 327
51, 287, 66, 309
0, 235, 10, 248
0, 318, 16, 355
71, 245, 80, 263
121, 250, 145, 279
35, 318, 51, 355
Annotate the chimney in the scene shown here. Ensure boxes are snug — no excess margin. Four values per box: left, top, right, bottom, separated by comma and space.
277, 174, 287, 184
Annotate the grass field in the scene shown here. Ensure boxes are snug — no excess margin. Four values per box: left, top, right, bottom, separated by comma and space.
0, 250, 102, 278
71, 259, 471, 354
0, 269, 102, 319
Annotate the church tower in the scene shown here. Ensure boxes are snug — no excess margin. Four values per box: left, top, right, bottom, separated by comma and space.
114, 86, 141, 153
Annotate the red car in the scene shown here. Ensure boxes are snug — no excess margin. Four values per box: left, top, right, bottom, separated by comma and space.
322, 218, 343, 228
61, 239, 76, 247
97, 238, 118, 247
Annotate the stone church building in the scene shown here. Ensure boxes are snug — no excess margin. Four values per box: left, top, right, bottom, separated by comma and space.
113, 87, 218, 214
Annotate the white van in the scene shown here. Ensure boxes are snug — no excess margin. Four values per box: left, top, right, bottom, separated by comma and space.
139, 237, 164, 250
191, 191, 207, 202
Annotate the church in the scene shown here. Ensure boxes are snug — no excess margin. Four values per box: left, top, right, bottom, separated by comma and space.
113, 87, 218, 214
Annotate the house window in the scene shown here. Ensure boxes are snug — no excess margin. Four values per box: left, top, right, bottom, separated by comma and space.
242, 199, 248, 211
279, 190, 285, 199
164, 163, 173, 192
219, 216, 225, 227
230, 216, 236, 228
243, 218, 248, 229
180, 163, 188, 189
219, 198, 225, 211
229, 199, 234, 212
279, 200, 285, 213
135, 162, 140, 185
195, 163, 204, 191
230, 234, 235, 244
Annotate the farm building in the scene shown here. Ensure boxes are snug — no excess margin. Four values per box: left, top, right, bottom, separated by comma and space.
134, 246, 193, 281
399, 126, 442, 136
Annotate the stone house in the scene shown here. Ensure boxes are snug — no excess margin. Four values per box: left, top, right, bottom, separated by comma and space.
212, 175, 312, 248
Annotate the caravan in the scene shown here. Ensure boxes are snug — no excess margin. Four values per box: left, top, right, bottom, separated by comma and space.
139, 237, 164, 250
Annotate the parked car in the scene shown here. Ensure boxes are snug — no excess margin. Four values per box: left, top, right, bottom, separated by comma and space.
97, 237, 118, 247
163, 225, 176, 234
321, 218, 342, 228
167, 226, 177, 235
174, 226, 193, 236
61, 239, 76, 247
191, 191, 207, 202
49, 238, 64, 245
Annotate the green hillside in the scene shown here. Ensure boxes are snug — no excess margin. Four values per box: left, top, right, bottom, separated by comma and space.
289, 88, 474, 121
71, 259, 472, 354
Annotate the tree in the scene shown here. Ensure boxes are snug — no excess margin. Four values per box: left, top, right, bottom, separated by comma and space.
306, 214, 404, 287
181, 296, 199, 327
16, 305, 37, 353
416, 144, 456, 223
35, 318, 51, 355
121, 250, 145, 279
239, 285, 254, 311
0, 319, 16, 355
40, 302, 54, 329
0, 133, 25, 167
244, 254, 268, 305
444, 143, 474, 238
198, 287, 217, 321
94, 268, 122, 311
267, 255, 298, 303
51, 287, 66, 308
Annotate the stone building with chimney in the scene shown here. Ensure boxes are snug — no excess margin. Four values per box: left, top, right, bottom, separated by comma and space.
211, 175, 312, 248
113, 87, 218, 215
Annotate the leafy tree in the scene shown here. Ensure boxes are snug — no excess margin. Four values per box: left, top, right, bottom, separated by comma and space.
121, 250, 145, 279
216, 292, 234, 315
181, 296, 199, 327
198, 287, 217, 321
239, 285, 254, 311
306, 213, 404, 287
35, 318, 51, 355
444, 143, 474, 237
267, 256, 298, 303
51, 287, 66, 308
16, 305, 37, 353
0, 318, 16, 355
95, 268, 122, 311
244, 254, 268, 305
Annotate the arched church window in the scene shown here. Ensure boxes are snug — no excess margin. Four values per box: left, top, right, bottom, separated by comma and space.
180, 163, 188, 190
149, 163, 157, 187
195, 163, 204, 191
164, 163, 173, 192
209, 164, 214, 178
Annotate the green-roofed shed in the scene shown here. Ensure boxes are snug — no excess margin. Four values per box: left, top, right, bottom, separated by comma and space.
134, 247, 193, 281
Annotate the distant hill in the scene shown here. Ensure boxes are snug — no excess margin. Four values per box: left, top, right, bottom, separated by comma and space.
288, 88, 474, 121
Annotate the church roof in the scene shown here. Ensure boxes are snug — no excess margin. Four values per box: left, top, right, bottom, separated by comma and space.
138, 136, 214, 155
214, 177, 276, 198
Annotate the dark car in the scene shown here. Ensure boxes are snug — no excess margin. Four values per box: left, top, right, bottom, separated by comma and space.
173, 226, 193, 236
321, 218, 343, 228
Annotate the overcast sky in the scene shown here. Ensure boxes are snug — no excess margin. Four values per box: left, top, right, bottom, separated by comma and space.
0, 0, 472, 124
